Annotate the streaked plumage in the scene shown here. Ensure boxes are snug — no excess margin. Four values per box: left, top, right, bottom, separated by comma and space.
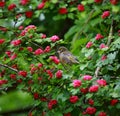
57, 46, 79, 65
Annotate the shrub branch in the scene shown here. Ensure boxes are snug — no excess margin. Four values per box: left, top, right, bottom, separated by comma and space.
0, 63, 18, 72
95, 20, 113, 77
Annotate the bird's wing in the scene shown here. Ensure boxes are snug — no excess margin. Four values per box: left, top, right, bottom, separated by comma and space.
60, 52, 71, 64
63, 51, 79, 64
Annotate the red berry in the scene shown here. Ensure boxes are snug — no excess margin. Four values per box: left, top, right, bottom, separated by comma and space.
98, 112, 107, 116
19, 47, 24, 51
18, 25, 24, 30
38, 63, 43, 68
5, 51, 12, 57
56, 70, 62, 79
97, 79, 107, 86
10, 53, 17, 60
37, 2, 45, 10
83, 75, 92, 81
59, 8, 68, 14
0, 80, 8, 86
80, 88, 89, 94
86, 42, 93, 48
77, 4, 85, 12
18, 70, 27, 77
0, 39, 5, 44
88, 99, 94, 105
49, 56, 60, 64
101, 55, 107, 61
50, 35, 60, 42
27, 47, 33, 52
8, 4, 16, 11
11, 39, 21, 46
17, 79, 22, 83
46, 70, 53, 79
33, 92, 39, 100
41, 33, 46, 39
25, 11, 33, 18
10, 74, 16, 80
0, 26, 7, 32
44, 46, 51, 53
95, 33, 104, 40
101, 11, 110, 19
110, 99, 119, 106
99, 43, 108, 49
89, 85, 99, 93
34, 48, 44, 55
63, 112, 71, 116
0, 2, 5, 7
48, 99, 57, 110
20, 0, 29, 5
86, 107, 96, 115
94, 0, 103, 3
73, 79, 82, 88
110, 0, 118, 5
69, 96, 79, 103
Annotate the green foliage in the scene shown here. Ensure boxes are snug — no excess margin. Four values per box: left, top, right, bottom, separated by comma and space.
0, 0, 120, 116
0, 91, 33, 114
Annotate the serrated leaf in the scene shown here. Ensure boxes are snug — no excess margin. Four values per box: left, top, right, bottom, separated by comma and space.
85, 49, 94, 57
107, 52, 117, 60
57, 93, 67, 102
86, 93, 93, 99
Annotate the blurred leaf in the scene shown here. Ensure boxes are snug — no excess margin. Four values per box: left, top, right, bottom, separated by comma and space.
0, 91, 33, 113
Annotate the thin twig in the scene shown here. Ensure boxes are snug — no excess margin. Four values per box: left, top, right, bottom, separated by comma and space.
0, 87, 8, 91
0, 63, 18, 72
28, 105, 36, 115
72, 10, 95, 44
95, 67, 101, 78
107, 21, 113, 46
95, 21, 113, 77
29, 41, 43, 49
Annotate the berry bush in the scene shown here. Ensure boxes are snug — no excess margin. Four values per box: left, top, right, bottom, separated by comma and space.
0, 0, 120, 116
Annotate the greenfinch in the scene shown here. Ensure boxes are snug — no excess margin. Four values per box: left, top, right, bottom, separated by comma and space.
57, 46, 79, 65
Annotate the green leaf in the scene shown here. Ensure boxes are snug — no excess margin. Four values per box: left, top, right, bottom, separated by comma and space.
71, 38, 88, 54
85, 49, 94, 57
116, 103, 120, 109
86, 93, 93, 99
64, 107, 73, 113
64, 25, 78, 40
34, 39, 43, 43
53, 15, 66, 21
70, 88, 80, 95
17, 84, 25, 90
51, 0, 58, 3
80, 63, 88, 70
68, 13, 74, 19
107, 52, 116, 60
112, 6, 120, 13
55, 111, 63, 116
57, 93, 67, 102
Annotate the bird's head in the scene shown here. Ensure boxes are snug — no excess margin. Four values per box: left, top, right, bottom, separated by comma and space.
57, 46, 68, 54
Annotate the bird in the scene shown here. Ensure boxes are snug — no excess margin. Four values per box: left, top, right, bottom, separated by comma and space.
57, 46, 79, 66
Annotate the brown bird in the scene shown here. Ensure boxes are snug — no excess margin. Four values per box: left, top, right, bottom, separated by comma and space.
57, 46, 79, 66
